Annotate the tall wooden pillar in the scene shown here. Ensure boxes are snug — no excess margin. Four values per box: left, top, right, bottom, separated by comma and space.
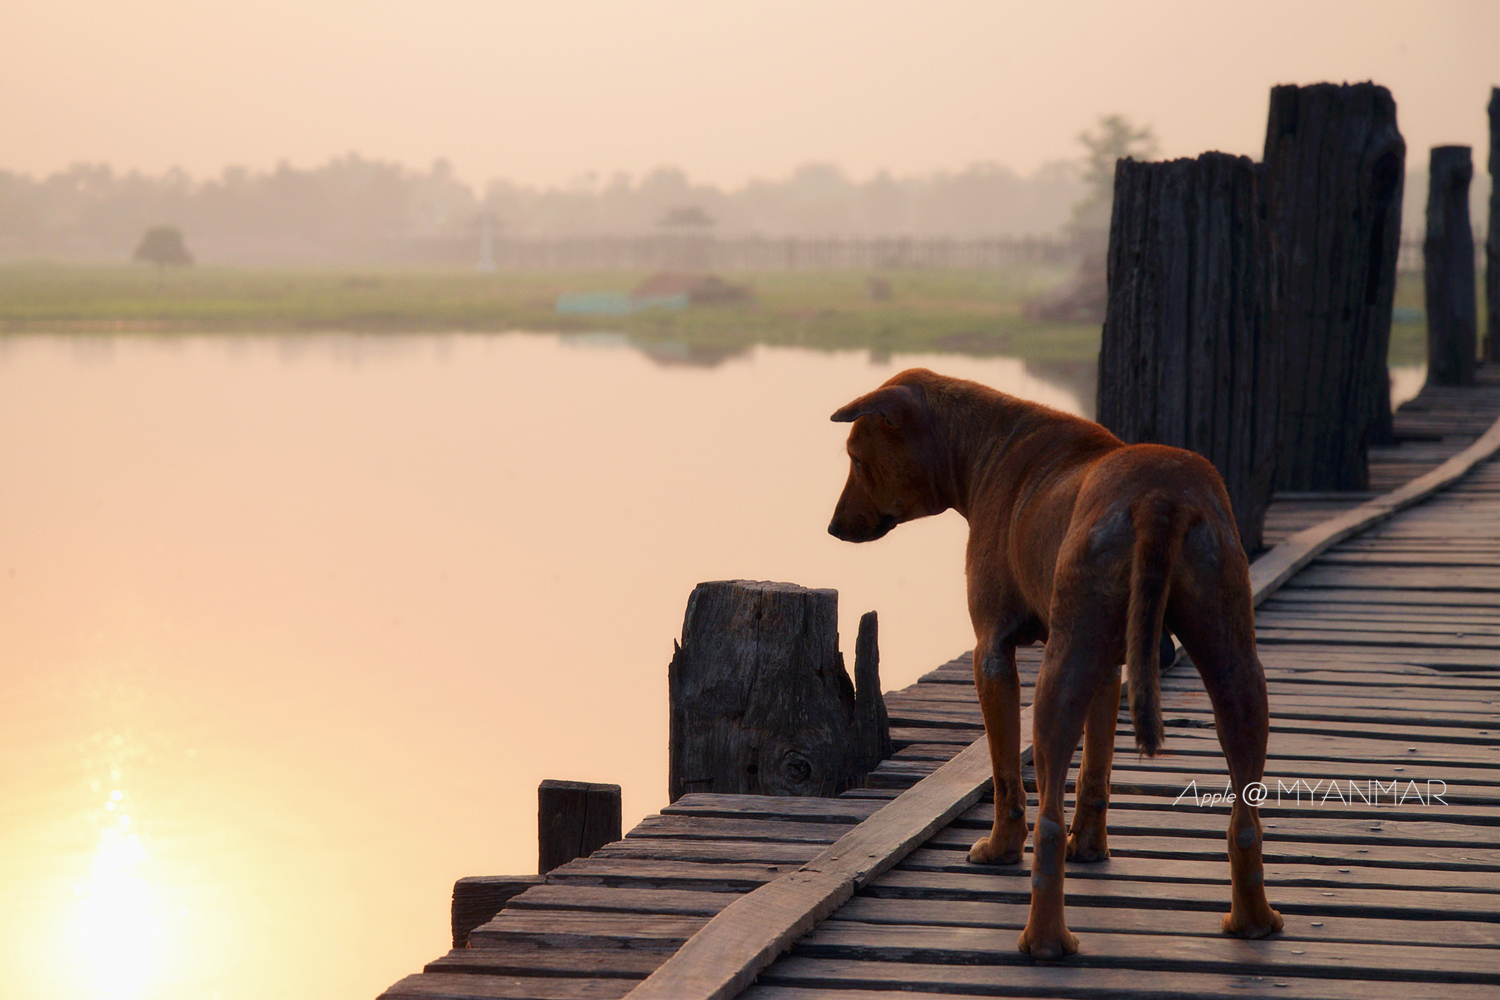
1486, 89, 1499, 363
1263, 83, 1405, 489
1424, 146, 1478, 386
1097, 152, 1280, 554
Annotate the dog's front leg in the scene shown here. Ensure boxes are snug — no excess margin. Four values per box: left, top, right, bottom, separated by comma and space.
968, 639, 1028, 865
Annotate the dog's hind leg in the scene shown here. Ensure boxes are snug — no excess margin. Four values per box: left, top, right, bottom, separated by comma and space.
1019, 630, 1112, 959
968, 639, 1028, 865
1066, 666, 1120, 862
1172, 588, 1284, 939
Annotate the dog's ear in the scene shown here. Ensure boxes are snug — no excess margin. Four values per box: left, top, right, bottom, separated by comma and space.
830, 384, 922, 427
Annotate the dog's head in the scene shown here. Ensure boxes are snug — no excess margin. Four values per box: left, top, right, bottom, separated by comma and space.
827, 371, 948, 542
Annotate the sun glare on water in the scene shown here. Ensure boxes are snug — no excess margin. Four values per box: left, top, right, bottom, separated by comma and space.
71, 784, 164, 1000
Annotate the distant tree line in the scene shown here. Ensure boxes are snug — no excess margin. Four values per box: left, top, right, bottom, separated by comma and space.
0, 156, 1087, 265
4, 144, 1478, 268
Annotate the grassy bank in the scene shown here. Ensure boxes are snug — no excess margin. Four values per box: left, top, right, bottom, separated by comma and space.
0, 261, 1455, 366
0, 263, 1098, 362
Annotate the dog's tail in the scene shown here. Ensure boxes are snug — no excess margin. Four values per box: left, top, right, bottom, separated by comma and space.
1125, 496, 1189, 757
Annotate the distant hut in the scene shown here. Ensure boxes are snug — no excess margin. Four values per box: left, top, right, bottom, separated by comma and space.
658, 205, 715, 272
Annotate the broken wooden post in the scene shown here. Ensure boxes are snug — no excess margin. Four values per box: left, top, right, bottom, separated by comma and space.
668, 581, 890, 802
450, 875, 542, 948
1097, 152, 1280, 554
538, 779, 621, 874
1263, 82, 1405, 488
1424, 145, 1479, 386
1489, 89, 1500, 363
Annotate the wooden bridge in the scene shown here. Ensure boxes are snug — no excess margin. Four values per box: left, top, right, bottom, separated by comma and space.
382, 369, 1499, 1000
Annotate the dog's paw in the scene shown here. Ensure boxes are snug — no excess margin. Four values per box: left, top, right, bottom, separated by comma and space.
968, 833, 1023, 866
1018, 922, 1079, 960
1221, 906, 1284, 939
1065, 828, 1110, 862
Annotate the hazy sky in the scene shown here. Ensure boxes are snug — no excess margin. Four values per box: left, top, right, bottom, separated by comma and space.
4, 1, 1496, 188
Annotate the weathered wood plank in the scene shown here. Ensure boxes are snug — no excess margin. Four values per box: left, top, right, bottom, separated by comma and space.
453, 876, 545, 948
790, 923, 1499, 982
380, 971, 632, 1000
592, 839, 822, 866
427, 947, 661, 978
894, 848, 1500, 893
503, 885, 735, 918
864, 869, 1500, 922
627, 814, 852, 844
661, 793, 880, 825
750, 959, 1499, 1000
917, 827, 1500, 870
467, 911, 708, 952
832, 894, 1500, 948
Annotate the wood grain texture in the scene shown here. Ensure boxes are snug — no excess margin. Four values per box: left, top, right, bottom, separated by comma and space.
668, 582, 889, 802
1487, 88, 1499, 363
1264, 82, 1405, 488
1097, 152, 1279, 552
540, 781, 622, 875
452, 876, 545, 948
1425, 145, 1479, 385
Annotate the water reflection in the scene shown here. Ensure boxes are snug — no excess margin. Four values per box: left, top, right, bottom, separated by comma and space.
76, 813, 160, 1000
0, 332, 1423, 999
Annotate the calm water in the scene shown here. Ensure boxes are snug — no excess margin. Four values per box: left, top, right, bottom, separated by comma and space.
0, 333, 1427, 999
0, 333, 1101, 999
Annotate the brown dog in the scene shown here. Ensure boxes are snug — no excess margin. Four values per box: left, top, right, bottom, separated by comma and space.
828, 368, 1282, 959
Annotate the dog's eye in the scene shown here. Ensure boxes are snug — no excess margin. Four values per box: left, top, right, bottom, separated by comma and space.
851, 458, 863, 473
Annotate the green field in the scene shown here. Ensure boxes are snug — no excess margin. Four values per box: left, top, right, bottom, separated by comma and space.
0, 261, 1450, 366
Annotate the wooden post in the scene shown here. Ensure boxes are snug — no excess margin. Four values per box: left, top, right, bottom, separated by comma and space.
538, 779, 621, 874
1096, 152, 1280, 554
1263, 82, 1405, 489
1486, 89, 1499, 363
450, 875, 542, 948
1424, 145, 1479, 386
668, 581, 890, 802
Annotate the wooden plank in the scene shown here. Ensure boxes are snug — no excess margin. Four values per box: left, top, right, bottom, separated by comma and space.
627, 814, 852, 844
749, 959, 1500, 1000
591, 839, 821, 865
1281, 565, 1500, 592
543, 858, 795, 892
917, 827, 1500, 870
381, 972, 632, 1000
427, 947, 661, 978
504, 886, 736, 918
661, 794, 881, 825
864, 869, 1500, 922
832, 894, 1500, 947
468, 911, 708, 952
1261, 587, 1500, 606
893, 848, 1500, 893
788, 923, 1500, 981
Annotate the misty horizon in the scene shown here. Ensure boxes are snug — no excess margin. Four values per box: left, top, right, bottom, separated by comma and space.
0, 153, 1093, 265
2, 148, 1489, 267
